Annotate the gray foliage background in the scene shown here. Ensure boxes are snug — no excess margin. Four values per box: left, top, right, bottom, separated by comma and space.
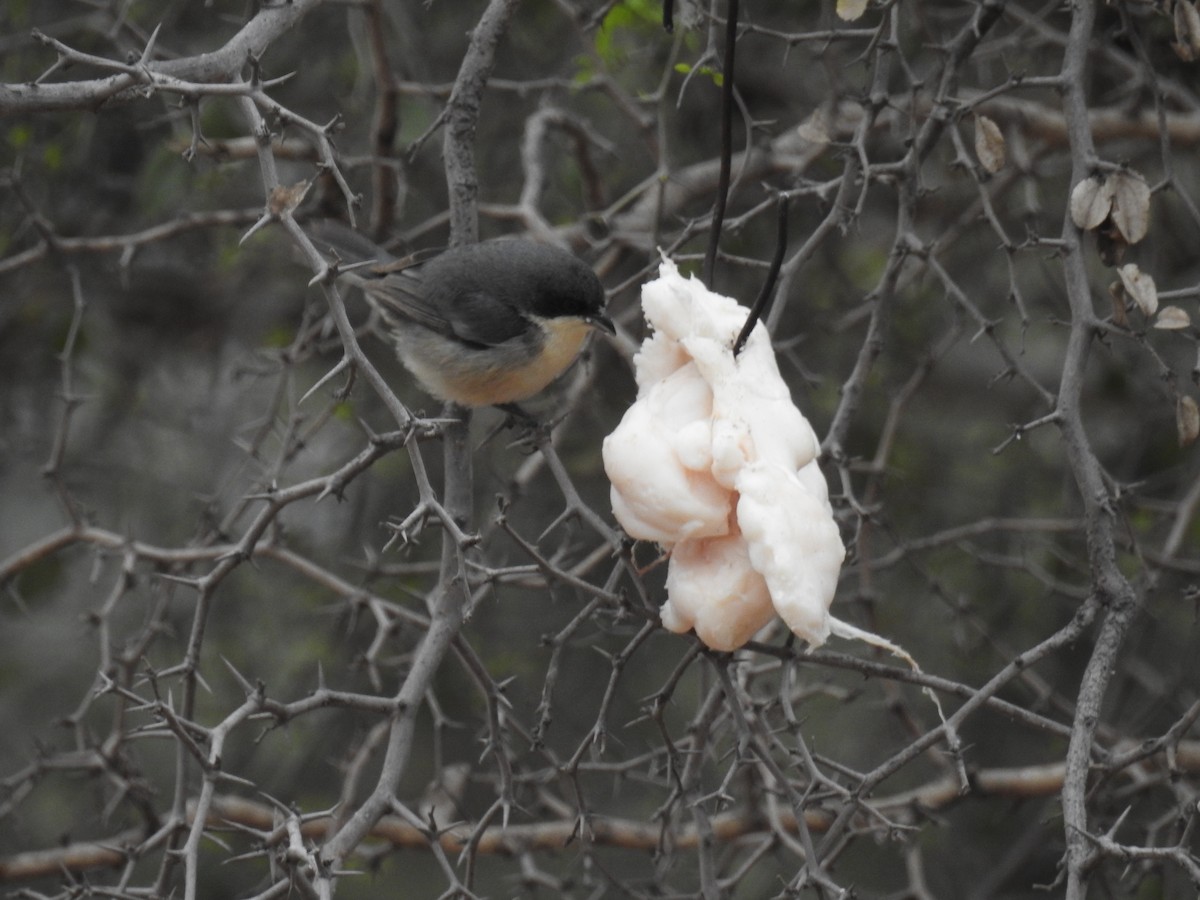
3, 0, 1200, 898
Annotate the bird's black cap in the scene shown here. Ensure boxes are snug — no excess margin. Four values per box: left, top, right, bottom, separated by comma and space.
422, 239, 607, 324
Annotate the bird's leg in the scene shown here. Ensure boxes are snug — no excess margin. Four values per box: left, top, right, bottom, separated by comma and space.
496, 402, 558, 453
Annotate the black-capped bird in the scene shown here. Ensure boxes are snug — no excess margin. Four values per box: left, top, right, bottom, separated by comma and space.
311, 221, 613, 408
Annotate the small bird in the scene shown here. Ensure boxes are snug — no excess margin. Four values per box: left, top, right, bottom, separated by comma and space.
310, 221, 614, 408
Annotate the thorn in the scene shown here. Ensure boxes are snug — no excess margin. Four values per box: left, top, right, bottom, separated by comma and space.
300, 356, 351, 405
140, 23, 162, 65
222, 655, 255, 694
240, 214, 272, 245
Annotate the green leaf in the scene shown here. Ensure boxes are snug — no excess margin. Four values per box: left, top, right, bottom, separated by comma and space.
674, 62, 723, 86
42, 142, 64, 171
7, 124, 32, 150
596, 0, 662, 64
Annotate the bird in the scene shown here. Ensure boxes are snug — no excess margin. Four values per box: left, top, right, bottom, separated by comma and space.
309, 221, 614, 409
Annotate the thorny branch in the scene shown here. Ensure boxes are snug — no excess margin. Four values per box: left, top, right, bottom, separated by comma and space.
4, 1, 1200, 897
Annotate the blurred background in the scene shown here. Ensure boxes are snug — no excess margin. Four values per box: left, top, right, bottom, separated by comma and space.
3, 0, 1200, 896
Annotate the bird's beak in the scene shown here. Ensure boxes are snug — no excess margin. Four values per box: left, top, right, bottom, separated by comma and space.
589, 312, 616, 335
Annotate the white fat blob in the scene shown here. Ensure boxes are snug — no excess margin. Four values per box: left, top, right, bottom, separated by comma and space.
662, 528, 775, 652
736, 461, 844, 646
602, 259, 846, 650
603, 362, 731, 545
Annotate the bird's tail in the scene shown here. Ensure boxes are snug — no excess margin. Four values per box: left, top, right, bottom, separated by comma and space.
307, 220, 442, 280
307, 219, 395, 268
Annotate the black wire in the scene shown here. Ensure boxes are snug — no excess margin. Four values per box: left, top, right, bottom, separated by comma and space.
702, 0, 738, 289
733, 194, 789, 357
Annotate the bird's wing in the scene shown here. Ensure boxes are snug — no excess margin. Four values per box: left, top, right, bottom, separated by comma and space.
365, 278, 529, 348
309, 222, 537, 348
439, 289, 530, 346
360, 272, 456, 337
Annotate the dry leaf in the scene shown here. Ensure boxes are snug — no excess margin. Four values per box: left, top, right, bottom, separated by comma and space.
268, 180, 312, 216
1176, 0, 1200, 57
836, 0, 869, 21
1069, 176, 1114, 231
1117, 263, 1158, 316
1178, 395, 1200, 448
1108, 280, 1129, 329
796, 107, 832, 145
1109, 170, 1151, 244
974, 115, 1005, 174
1155, 306, 1192, 330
